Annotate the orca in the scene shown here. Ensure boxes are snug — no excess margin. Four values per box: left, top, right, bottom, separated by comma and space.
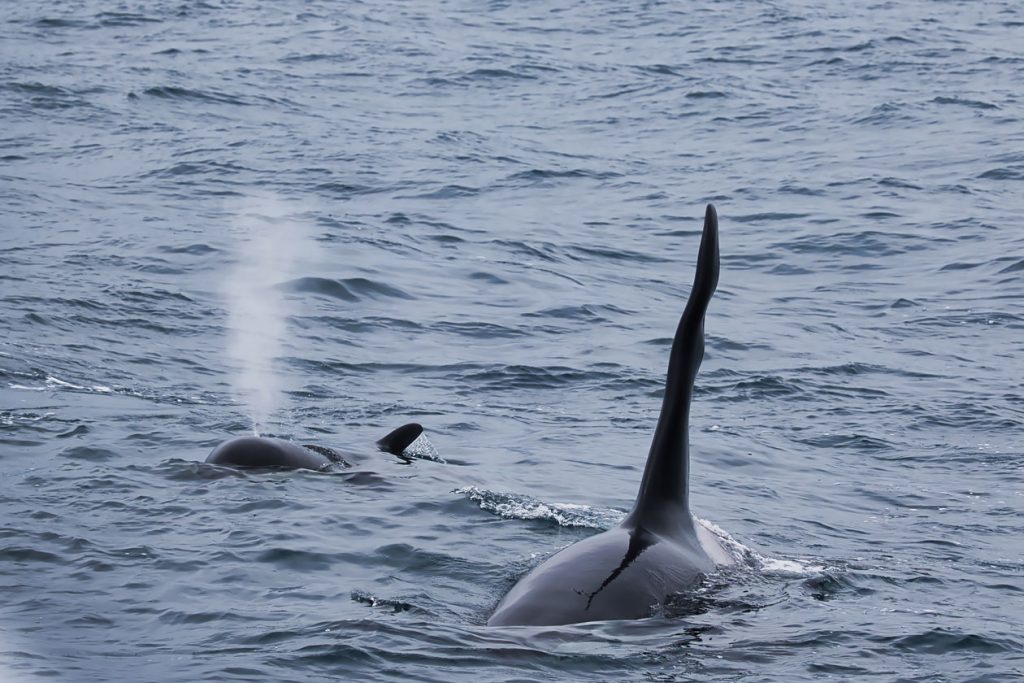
205, 423, 424, 471
488, 204, 735, 626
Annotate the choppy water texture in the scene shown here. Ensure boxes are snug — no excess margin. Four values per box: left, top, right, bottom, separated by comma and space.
2, 1, 1023, 681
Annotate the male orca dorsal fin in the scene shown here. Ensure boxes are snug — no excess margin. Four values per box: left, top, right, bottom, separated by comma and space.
625, 204, 719, 535
376, 423, 424, 455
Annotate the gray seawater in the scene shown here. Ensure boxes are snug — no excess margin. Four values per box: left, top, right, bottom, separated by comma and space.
2, 1, 1023, 680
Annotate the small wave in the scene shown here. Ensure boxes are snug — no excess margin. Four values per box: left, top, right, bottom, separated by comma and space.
803, 40, 876, 54
9, 375, 112, 394
280, 52, 353, 64
0, 410, 54, 427
458, 364, 620, 391
878, 176, 922, 190
159, 460, 249, 481
693, 518, 755, 566
978, 167, 1024, 181
768, 263, 812, 275
2, 81, 98, 110
686, 90, 728, 99
157, 610, 260, 625
140, 86, 249, 106
697, 56, 779, 65
3, 82, 78, 96
95, 11, 161, 27
281, 276, 358, 301
466, 272, 509, 285
707, 374, 805, 401
939, 260, 984, 272
634, 64, 685, 77
142, 159, 249, 178
58, 445, 117, 462
775, 230, 924, 257
997, 258, 1024, 274
32, 17, 87, 28
464, 68, 537, 81
932, 96, 999, 110
807, 56, 846, 66
797, 432, 893, 452
409, 184, 479, 199
888, 628, 1018, 654
731, 212, 811, 223
350, 590, 425, 614
455, 486, 625, 529
778, 183, 825, 196
903, 311, 1022, 329
696, 520, 834, 588
256, 548, 338, 571
801, 362, 889, 377
313, 181, 377, 197
524, 303, 630, 322
280, 276, 413, 301
504, 168, 620, 186
490, 239, 560, 263
851, 101, 914, 126
8, 384, 47, 392
0, 547, 62, 564
157, 243, 220, 255
759, 555, 830, 577
567, 244, 668, 264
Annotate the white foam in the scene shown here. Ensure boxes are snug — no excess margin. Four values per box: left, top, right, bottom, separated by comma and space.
757, 557, 827, 575
456, 486, 626, 529
10, 376, 112, 394
45, 376, 82, 389
696, 518, 828, 576
8, 384, 46, 392
403, 433, 445, 463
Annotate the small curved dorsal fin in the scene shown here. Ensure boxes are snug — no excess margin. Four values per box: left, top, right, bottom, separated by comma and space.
376, 423, 424, 455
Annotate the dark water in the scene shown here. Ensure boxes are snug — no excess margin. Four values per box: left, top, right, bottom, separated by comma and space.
2, 1, 1023, 680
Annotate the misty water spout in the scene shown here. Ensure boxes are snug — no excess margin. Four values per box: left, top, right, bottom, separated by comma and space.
222, 195, 314, 435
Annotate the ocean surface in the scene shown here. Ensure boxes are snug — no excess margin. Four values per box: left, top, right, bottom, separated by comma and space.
2, 1, 1022, 681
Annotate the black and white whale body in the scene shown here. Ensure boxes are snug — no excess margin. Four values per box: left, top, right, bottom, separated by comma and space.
205, 423, 424, 471
488, 204, 734, 626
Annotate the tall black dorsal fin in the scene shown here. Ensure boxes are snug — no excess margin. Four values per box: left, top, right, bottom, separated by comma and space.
376, 423, 424, 455
625, 204, 719, 534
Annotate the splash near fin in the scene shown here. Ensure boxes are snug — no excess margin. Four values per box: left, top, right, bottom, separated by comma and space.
376, 423, 424, 455
301, 443, 352, 468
